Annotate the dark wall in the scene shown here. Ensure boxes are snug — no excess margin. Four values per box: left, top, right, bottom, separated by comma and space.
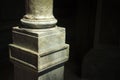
0, 0, 25, 63
94, 0, 120, 48
81, 0, 120, 79
0, 0, 25, 20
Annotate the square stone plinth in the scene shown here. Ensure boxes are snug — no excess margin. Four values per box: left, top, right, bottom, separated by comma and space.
14, 61, 64, 80
9, 44, 69, 71
10, 26, 69, 80
12, 26, 66, 53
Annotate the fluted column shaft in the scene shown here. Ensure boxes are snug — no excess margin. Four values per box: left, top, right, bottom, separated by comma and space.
21, 0, 57, 29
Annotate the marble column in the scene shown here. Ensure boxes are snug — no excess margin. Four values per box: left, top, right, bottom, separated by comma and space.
9, 0, 69, 80
21, 0, 57, 29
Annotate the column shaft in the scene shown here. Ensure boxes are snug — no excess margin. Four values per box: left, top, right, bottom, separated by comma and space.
21, 0, 57, 29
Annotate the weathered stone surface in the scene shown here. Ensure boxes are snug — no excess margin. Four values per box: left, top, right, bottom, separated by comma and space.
21, 0, 57, 28
14, 62, 64, 80
12, 27, 65, 53
9, 25, 69, 80
9, 43, 69, 71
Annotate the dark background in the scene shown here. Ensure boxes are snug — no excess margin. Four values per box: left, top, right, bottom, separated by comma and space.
0, 0, 120, 80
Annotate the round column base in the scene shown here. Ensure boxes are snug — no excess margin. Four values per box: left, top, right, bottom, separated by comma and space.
21, 18, 57, 29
